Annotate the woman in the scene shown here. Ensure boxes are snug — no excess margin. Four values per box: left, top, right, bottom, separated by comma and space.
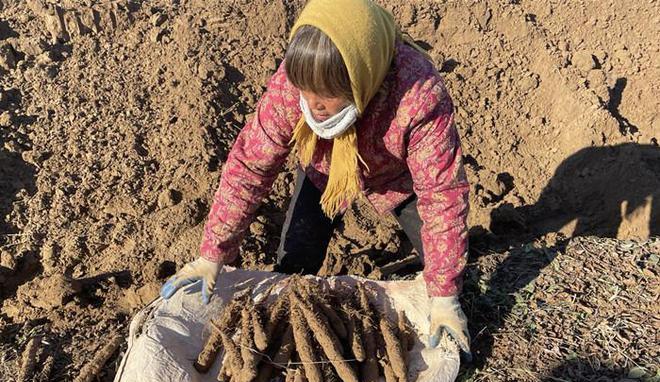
161, 0, 471, 357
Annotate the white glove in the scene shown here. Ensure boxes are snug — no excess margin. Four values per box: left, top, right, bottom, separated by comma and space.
429, 295, 471, 360
159, 258, 222, 304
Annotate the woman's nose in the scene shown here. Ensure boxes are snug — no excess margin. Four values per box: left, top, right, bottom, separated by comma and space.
302, 92, 326, 111
309, 97, 325, 110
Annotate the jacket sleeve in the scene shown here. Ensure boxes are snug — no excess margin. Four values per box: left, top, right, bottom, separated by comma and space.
405, 79, 470, 297
200, 63, 301, 264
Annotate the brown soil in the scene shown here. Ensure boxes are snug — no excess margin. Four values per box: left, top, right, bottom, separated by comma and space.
0, 0, 657, 381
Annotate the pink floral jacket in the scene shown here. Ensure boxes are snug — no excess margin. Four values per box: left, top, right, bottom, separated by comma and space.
200, 42, 469, 297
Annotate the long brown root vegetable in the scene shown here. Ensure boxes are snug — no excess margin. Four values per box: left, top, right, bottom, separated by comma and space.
322, 359, 340, 382
380, 314, 408, 382
253, 285, 293, 382
18, 335, 41, 382
376, 332, 398, 382
239, 305, 260, 382
195, 296, 244, 373
397, 310, 414, 369
217, 361, 230, 382
272, 325, 295, 367
290, 303, 324, 382
342, 302, 366, 362
397, 310, 415, 352
291, 291, 358, 382
198, 277, 413, 382
194, 323, 224, 373
357, 283, 379, 382
379, 358, 398, 382
298, 281, 348, 340
254, 324, 295, 382
252, 305, 268, 352
35, 354, 54, 382
265, 288, 291, 339
361, 347, 379, 380
318, 300, 348, 340
74, 333, 123, 382
220, 331, 242, 378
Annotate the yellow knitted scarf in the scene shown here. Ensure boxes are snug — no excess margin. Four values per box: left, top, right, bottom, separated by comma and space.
289, 0, 398, 218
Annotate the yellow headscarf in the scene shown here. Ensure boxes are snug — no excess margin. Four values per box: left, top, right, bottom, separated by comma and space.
289, 0, 398, 218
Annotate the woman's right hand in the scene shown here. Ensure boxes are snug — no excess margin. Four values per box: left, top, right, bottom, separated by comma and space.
159, 257, 222, 304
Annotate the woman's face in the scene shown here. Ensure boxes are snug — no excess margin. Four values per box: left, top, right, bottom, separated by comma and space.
300, 90, 350, 122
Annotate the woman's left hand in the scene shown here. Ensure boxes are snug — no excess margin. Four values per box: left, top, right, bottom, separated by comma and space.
159, 257, 222, 304
429, 295, 472, 361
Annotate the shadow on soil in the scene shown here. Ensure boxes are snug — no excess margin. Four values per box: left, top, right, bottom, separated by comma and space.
0, 93, 38, 302
459, 142, 659, 380
608, 78, 639, 136
491, 143, 659, 239
542, 361, 638, 381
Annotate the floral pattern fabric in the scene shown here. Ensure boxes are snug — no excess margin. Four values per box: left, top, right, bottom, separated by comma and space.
200, 42, 469, 297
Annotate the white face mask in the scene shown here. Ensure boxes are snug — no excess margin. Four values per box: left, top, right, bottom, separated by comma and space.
299, 96, 358, 140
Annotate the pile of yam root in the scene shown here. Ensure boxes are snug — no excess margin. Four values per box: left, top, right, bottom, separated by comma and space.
194, 276, 415, 382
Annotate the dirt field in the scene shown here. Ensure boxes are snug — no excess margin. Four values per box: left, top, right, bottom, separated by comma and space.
0, 0, 658, 381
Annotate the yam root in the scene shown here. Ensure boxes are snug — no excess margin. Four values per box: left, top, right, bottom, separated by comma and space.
360, 341, 380, 381
252, 305, 268, 352
19, 335, 42, 382
265, 288, 291, 339
376, 331, 397, 382
343, 302, 365, 362
74, 333, 123, 382
254, 325, 295, 382
290, 302, 323, 382
239, 305, 260, 382
321, 361, 339, 382
220, 292, 251, 329
397, 310, 415, 352
298, 281, 348, 340
291, 290, 358, 382
217, 361, 230, 382
272, 325, 295, 367
357, 283, 379, 382
380, 314, 407, 382
397, 310, 414, 369
194, 323, 224, 373
35, 354, 54, 382
197, 277, 414, 382
379, 359, 398, 382
195, 296, 244, 373
318, 300, 348, 340
220, 331, 242, 377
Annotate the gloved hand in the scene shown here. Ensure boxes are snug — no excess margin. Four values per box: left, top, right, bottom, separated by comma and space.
429, 295, 472, 361
159, 257, 222, 304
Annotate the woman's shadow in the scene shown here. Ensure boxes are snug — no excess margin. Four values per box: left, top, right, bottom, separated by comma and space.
491, 143, 658, 239
0, 88, 38, 303
461, 143, 659, 376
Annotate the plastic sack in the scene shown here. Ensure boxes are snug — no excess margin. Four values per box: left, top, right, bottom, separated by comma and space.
114, 267, 460, 382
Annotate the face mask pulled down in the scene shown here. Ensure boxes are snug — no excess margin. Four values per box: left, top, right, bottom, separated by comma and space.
299, 96, 358, 140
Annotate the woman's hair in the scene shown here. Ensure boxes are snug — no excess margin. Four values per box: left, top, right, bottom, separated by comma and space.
285, 25, 354, 102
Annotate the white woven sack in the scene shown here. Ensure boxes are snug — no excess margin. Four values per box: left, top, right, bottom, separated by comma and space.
114, 267, 460, 382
